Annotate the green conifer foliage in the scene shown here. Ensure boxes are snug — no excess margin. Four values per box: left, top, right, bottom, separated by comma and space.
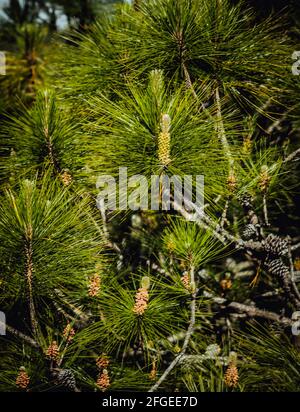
0, 173, 104, 336
0, 0, 300, 393
0, 89, 81, 185
0, 23, 51, 111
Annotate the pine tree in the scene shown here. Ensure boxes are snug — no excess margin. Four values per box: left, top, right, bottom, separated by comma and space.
0, 0, 300, 392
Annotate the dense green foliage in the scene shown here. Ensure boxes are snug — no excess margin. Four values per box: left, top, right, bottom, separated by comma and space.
0, 0, 300, 392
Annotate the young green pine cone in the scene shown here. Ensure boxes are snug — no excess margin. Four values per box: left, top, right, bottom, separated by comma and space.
242, 135, 252, 154
227, 172, 237, 192
158, 114, 171, 166
258, 165, 271, 192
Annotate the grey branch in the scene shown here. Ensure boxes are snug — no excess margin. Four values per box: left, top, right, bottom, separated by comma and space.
215, 298, 292, 326
96, 198, 121, 253
0, 320, 40, 348
149, 266, 197, 392
283, 148, 300, 164
24, 228, 39, 339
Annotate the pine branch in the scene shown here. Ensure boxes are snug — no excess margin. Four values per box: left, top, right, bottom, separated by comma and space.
292, 242, 300, 252
215, 86, 234, 172
54, 289, 90, 325
133, 0, 141, 11
283, 148, 300, 164
266, 108, 293, 135
182, 62, 198, 101
214, 298, 292, 326
0, 320, 40, 348
171, 193, 300, 309
287, 237, 300, 302
44, 122, 61, 174
262, 193, 270, 227
173, 27, 207, 110
149, 266, 197, 392
228, 302, 292, 326
24, 224, 39, 339
97, 198, 121, 253
164, 326, 203, 345
220, 198, 230, 229
171, 196, 229, 245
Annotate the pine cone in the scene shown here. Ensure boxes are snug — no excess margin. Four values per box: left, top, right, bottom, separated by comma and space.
265, 258, 289, 280
238, 194, 253, 210
242, 224, 259, 240
263, 234, 288, 257
265, 257, 300, 307
54, 369, 77, 391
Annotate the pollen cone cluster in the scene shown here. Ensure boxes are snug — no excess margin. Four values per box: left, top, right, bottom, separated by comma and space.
149, 360, 157, 380
294, 257, 300, 271
133, 287, 149, 315
227, 172, 237, 192
133, 276, 150, 316
60, 170, 73, 186
88, 273, 101, 297
158, 113, 171, 166
242, 135, 252, 154
63, 323, 75, 342
97, 369, 110, 391
181, 271, 190, 290
224, 362, 239, 388
16, 367, 30, 389
96, 354, 110, 369
220, 278, 232, 290
46, 341, 60, 361
258, 165, 271, 192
